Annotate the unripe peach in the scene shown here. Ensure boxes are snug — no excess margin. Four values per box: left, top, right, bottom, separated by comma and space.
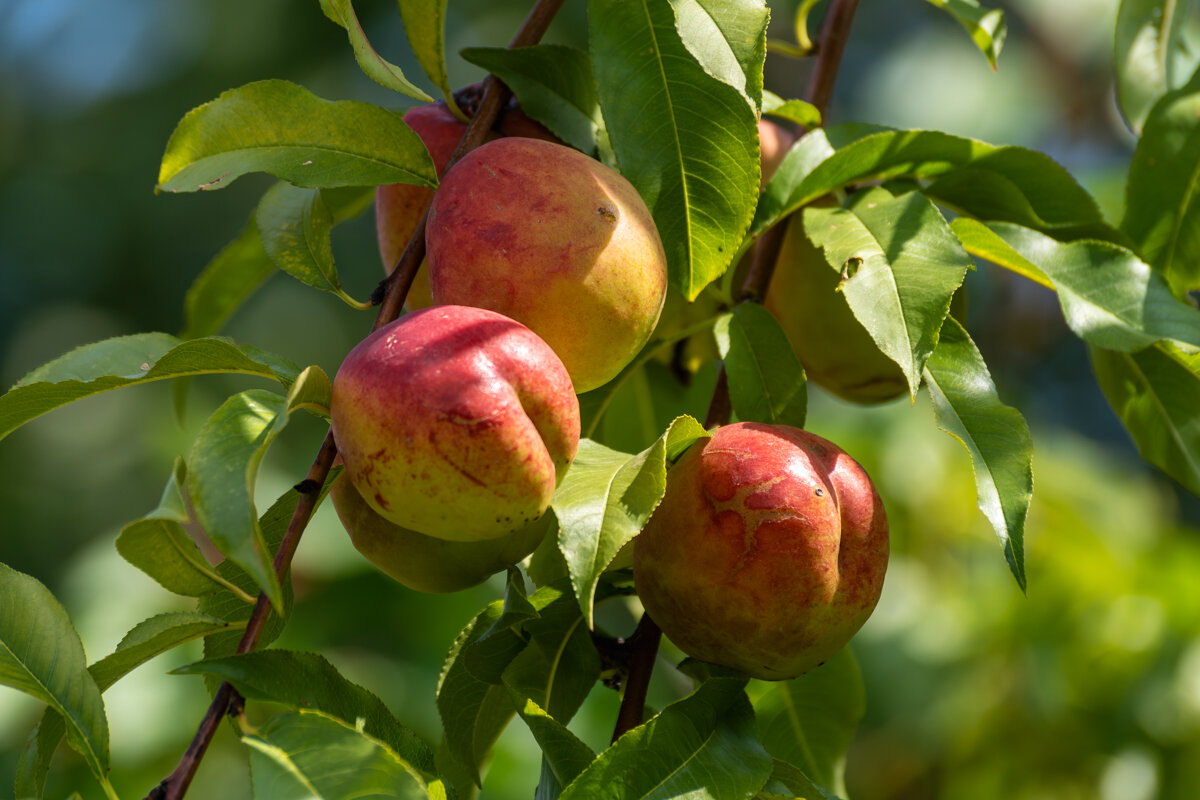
330, 474, 548, 593
330, 305, 580, 541
633, 422, 888, 680
425, 137, 668, 393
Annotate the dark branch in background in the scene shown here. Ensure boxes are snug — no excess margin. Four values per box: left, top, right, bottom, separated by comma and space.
609, 0, 862, 745
144, 1, 567, 798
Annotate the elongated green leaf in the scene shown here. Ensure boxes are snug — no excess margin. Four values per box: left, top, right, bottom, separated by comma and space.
669, 0, 769, 108
752, 648, 864, 798
0, 564, 109, 784
0, 334, 300, 443
177, 650, 434, 773
181, 217, 275, 339
591, 0, 760, 300
397, 0, 458, 112
758, 759, 840, 800
923, 0, 1006, 69
158, 79, 436, 193
923, 317, 1031, 590
953, 219, 1200, 352
559, 678, 772, 799
552, 417, 709, 624
762, 92, 821, 128
803, 188, 971, 396
1092, 342, 1200, 498
16, 611, 236, 799
460, 45, 602, 154
1115, 0, 1195, 134
320, 0, 432, 101
245, 710, 433, 799
509, 694, 596, 791
715, 303, 807, 427
757, 127, 1115, 243
1122, 69, 1200, 293
187, 371, 331, 613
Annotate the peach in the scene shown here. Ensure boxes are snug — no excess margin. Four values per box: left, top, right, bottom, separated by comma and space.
330, 305, 579, 541
633, 422, 888, 680
330, 474, 549, 593
425, 137, 668, 393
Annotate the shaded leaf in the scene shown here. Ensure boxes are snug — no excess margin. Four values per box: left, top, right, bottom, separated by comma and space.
397, 0, 459, 113
158, 79, 436, 193
508, 694, 596, 791
714, 303, 808, 427
923, 317, 1032, 590
591, 0, 760, 300
177, 650, 434, 773
923, 0, 1006, 69
758, 759, 841, 799
1121, 68, 1200, 293
0, 333, 300, 443
460, 45, 602, 154
952, 219, 1200, 352
180, 216, 275, 340
559, 678, 772, 799
245, 710, 433, 799
320, 0, 432, 101
803, 187, 972, 396
1114, 0, 1196, 134
1091, 342, 1200, 498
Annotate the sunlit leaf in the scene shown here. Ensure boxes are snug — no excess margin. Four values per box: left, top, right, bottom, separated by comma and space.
245, 710, 433, 799
460, 45, 602, 154
158, 80, 436, 193
669, 0, 769, 108
559, 678, 772, 799
1122, 68, 1200, 293
0, 334, 300, 443
923, 0, 1006, 69
715, 303, 807, 427
762, 91, 821, 128
1114, 0, 1196, 134
803, 187, 972, 396
923, 317, 1032, 590
591, 0, 760, 299
1092, 342, 1200, 498
397, 0, 459, 113
508, 694, 596, 791
320, 0, 433, 101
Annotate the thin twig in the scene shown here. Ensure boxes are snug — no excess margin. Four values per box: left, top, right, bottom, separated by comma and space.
144, 1, 568, 797
610, 0, 863, 746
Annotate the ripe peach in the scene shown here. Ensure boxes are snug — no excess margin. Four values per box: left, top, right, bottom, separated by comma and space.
633, 422, 888, 680
330, 305, 580, 541
425, 137, 668, 393
330, 474, 548, 593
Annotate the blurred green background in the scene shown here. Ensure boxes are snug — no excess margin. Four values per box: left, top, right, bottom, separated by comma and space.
2, 1, 1199, 798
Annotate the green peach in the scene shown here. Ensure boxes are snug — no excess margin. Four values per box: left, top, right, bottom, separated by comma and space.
633, 422, 888, 680
425, 137, 668, 393
330, 305, 580, 541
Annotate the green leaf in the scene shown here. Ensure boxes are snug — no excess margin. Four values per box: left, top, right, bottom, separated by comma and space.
762, 92, 821, 128
923, 0, 1007, 69
558, 678, 772, 799
803, 188, 972, 396
187, 376, 331, 613
757, 127, 1115, 243
1091, 342, 1200, 498
714, 303, 807, 427
460, 45, 602, 154
508, 694, 596, 791
245, 710, 434, 799
115, 460, 252, 600
257, 182, 373, 308
16, 611, 236, 799
668, 0, 769, 109
752, 648, 864, 798
590, 0, 761, 300
181, 217, 275, 340
0, 333, 301, 443
1114, 0, 1196, 134
177, 650, 434, 773
320, 0, 433, 101
953, 219, 1200, 352
0, 563, 109, 785
552, 417, 710, 624
758, 759, 841, 800
1121, 69, 1200, 293
157, 79, 437, 193
923, 317, 1032, 590
396, 0, 459, 113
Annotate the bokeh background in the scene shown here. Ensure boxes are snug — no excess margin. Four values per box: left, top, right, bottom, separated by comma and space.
2, 1, 1200, 798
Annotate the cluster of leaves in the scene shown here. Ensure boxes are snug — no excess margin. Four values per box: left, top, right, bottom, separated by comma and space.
2, 0, 1200, 799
